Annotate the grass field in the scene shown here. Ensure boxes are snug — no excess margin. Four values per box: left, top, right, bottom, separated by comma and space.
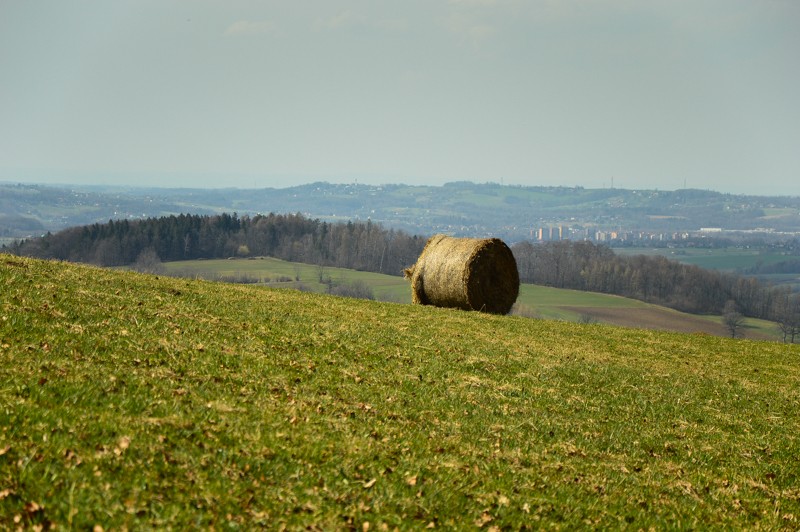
2, 255, 799, 529
613, 247, 790, 272
613, 247, 800, 291
162, 258, 411, 303
163, 258, 783, 340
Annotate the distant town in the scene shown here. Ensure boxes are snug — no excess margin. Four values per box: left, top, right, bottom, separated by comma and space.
529, 225, 799, 246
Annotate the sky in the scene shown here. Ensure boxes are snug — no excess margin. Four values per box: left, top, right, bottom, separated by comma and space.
1, 1, 798, 196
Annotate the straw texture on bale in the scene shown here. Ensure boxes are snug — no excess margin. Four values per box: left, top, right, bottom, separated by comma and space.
404, 234, 519, 314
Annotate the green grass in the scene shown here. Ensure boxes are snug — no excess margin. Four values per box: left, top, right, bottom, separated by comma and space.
761, 208, 798, 218
515, 285, 646, 321
517, 285, 646, 309
614, 247, 790, 272
162, 258, 411, 303
692, 313, 781, 340
3, 255, 799, 529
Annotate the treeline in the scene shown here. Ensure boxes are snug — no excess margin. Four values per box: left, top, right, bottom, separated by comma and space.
512, 240, 800, 340
5, 213, 426, 277
744, 259, 800, 275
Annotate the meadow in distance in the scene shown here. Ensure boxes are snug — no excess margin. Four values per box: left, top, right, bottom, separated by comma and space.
1, 253, 799, 529
161, 256, 783, 341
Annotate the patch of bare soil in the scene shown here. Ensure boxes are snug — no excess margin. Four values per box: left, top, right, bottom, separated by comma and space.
562, 306, 772, 340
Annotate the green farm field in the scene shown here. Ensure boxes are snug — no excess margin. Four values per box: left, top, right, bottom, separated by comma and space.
614, 247, 800, 291
2, 254, 799, 529
613, 247, 790, 272
162, 258, 411, 303
163, 258, 782, 340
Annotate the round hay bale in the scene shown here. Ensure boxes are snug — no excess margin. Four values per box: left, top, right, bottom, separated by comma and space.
404, 234, 519, 314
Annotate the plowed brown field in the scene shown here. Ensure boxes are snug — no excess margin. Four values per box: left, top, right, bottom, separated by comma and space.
562, 306, 773, 340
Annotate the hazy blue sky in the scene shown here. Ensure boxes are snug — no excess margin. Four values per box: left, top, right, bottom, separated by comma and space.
1, 1, 798, 195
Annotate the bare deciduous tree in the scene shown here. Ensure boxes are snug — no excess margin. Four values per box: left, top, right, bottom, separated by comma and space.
774, 293, 800, 343
723, 300, 745, 339
133, 248, 164, 275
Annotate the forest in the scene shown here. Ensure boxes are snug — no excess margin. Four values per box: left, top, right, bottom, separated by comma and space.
5, 212, 799, 342
4, 213, 426, 277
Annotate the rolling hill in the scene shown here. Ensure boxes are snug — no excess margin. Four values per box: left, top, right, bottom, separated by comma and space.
1, 255, 799, 528
4, 181, 800, 242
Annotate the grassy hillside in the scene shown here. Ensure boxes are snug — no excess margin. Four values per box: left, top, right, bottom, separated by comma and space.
2, 255, 799, 529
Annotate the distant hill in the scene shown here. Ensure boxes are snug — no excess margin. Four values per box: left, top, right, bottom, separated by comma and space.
3, 181, 800, 241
